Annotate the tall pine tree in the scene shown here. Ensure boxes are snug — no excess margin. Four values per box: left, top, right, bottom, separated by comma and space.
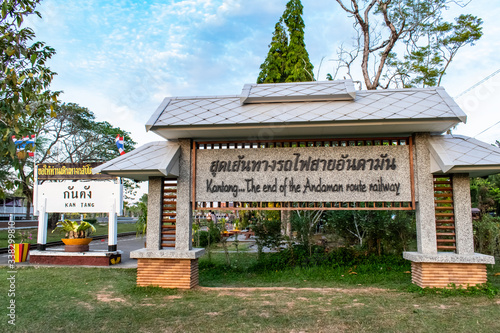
257, 18, 288, 84
257, 0, 314, 83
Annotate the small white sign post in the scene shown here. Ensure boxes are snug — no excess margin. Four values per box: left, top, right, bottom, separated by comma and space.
36, 179, 123, 252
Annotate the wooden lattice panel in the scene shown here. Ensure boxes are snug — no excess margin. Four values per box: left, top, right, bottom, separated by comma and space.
434, 175, 456, 252
137, 258, 199, 289
161, 179, 177, 249
411, 262, 487, 288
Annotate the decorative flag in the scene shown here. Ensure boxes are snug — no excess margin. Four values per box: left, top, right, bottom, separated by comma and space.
26, 135, 36, 157
115, 135, 125, 155
12, 134, 36, 157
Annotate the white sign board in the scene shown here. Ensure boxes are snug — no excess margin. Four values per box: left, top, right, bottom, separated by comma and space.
37, 180, 123, 214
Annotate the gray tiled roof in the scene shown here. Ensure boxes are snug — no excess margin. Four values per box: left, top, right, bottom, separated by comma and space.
240, 80, 356, 104
428, 135, 500, 177
93, 141, 180, 181
147, 82, 466, 131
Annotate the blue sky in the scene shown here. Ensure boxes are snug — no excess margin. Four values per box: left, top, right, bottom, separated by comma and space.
27, 0, 500, 147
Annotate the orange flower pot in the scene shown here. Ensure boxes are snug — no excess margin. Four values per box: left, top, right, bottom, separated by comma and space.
62, 238, 93, 252
61, 238, 93, 245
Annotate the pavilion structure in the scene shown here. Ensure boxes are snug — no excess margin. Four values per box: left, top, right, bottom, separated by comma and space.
95, 80, 500, 289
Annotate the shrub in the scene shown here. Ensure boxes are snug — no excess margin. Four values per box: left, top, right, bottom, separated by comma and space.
194, 227, 221, 248
474, 215, 500, 256
251, 216, 282, 259
251, 245, 409, 272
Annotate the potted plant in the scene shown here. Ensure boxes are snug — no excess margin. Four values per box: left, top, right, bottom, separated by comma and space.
52, 220, 96, 252
9, 230, 33, 263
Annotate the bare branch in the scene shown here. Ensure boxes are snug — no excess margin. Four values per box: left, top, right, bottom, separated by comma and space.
335, 0, 355, 14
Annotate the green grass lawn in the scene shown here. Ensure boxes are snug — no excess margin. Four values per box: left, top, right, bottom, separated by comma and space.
0, 223, 138, 247
1, 252, 499, 332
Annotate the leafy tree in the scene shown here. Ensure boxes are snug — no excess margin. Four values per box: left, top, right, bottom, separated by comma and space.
325, 210, 367, 247
473, 214, 500, 256
290, 210, 323, 256
132, 193, 148, 236
325, 210, 415, 255
257, 0, 314, 83
10, 102, 137, 219
470, 177, 500, 216
332, 0, 482, 89
251, 212, 283, 260
0, 0, 59, 201
40, 102, 138, 223
39, 103, 136, 164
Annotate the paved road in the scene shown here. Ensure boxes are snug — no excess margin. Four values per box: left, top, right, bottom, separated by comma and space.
1, 235, 146, 268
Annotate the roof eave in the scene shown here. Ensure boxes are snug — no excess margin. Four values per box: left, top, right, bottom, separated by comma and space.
146, 98, 171, 132
96, 170, 176, 182
436, 165, 500, 178
149, 117, 462, 140
435, 87, 467, 123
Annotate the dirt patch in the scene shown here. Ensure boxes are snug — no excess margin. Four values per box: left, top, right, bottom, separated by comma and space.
93, 286, 127, 304
197, 286, 390, 294
206, 312, 220, 316
217, 291, 251, 298
96, 292, 126, 303
344, 303, 365, 308
164, 295, 182, 300
259, 311, 270, 318
77, 301, 93, 310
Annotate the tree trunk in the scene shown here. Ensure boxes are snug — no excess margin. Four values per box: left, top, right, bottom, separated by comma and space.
48, 213, 61, 230
22, 188, 33, 220
281, 210, 292, 238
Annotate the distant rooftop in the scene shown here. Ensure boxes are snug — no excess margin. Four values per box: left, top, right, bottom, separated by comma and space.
146, 80, 467, 140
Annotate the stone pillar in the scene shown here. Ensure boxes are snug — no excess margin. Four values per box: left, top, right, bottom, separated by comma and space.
131, 141, 204, 289
413, 133, 437, 254
146, 177, 163, 250
452, 173, 475, 255
176, 139, 192, 252
404, 137, 495, 288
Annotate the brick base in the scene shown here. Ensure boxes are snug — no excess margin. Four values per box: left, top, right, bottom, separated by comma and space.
30, 253, 121, 266
411, 262, 487, 288
137, 258, 199, 289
